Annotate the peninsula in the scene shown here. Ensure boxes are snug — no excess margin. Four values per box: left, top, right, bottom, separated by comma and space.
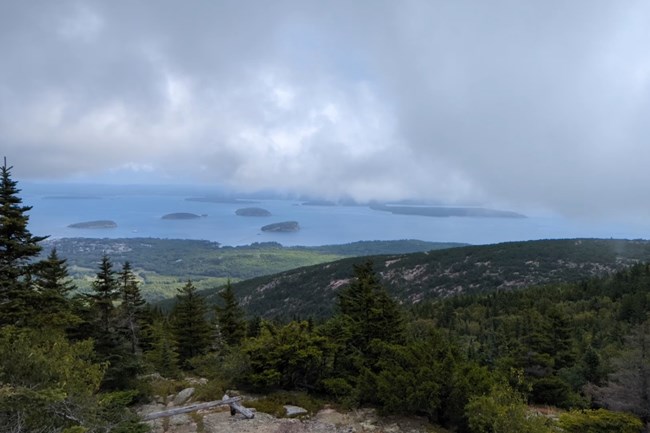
369, 204, 526, 218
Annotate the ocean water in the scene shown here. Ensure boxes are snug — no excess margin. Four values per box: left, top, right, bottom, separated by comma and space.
19, 184, 649, 246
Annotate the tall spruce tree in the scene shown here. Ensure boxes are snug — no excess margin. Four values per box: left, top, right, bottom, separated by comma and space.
118, 261, 146, 354
215, 279, 246, 347
87, 255, 119, 333
325, 261, 404, 403
144, 318, 180, 378
88, 256, 142, 390
172, 280, 213, 367
0, 158, 47, 325
33, 248, 79, 329
337, 261, 404, 350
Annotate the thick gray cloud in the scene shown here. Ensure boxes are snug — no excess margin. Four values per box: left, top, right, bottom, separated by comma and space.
2, 1, 650, 218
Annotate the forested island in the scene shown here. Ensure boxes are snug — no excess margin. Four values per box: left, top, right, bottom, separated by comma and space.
261, 221, 300, 232
236, 207, 271, 216
162, 212, 204, 220
68, 219, 117, 229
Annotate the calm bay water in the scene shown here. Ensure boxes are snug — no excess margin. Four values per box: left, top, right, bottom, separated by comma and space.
20, 184, 649, 246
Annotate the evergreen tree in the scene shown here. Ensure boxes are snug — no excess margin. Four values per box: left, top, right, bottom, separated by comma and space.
144, 318, 180, 378
172, 280, 213, 367
118, 261, 146, 354
243, 320, 332, 389
0, 158, 47, 325
324, 261, 404, 404
86, 255, 141, 390
33, 248, 80, 329
582, 346, 604, 386
337, 261, 404, 351
247, 315, 262, 338
215, 279, 246, 347
87, 255, 119, 333
138, 305, 164, 353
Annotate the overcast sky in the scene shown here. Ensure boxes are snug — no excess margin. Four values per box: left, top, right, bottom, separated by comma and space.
2, 1, 650, 218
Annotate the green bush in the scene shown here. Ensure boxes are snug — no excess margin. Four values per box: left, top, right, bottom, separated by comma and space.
242, 321, 332, 390
193, 379, 226, 402
466, 383, 553, 433
558, 409, 643, 433
321, 377, 354, 398
246, 391, 324, 418
140, 376, 189, 402
530, 376, 574, 408
0, 327, 104, 431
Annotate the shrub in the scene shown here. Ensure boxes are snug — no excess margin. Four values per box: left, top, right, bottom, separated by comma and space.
246, 391, 324, 418
558, 409, 643, 433
466, 383, 553, 433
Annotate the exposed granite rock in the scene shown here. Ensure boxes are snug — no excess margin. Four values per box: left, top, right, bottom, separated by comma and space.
173, 387, 195, 406
284, 405, 308, 417
138, 396, 436, 433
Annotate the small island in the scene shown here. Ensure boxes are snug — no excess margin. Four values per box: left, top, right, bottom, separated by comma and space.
186, 196, 259, 204
261, 221, 300, 233
162, 213, 204, 220
68, 220, 117, 229
302, 200, 337, 206
236, 207, 272, 217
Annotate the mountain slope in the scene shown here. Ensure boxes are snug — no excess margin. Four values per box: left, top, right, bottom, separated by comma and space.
42, 238, 463, 300
207, 238, 650, 318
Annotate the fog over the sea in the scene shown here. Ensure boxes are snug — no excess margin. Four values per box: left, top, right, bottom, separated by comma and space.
2, 1, 650, 221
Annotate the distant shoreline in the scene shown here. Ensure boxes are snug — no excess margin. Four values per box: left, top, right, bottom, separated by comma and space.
44, 195, 101, 200
370, 204, 526, 219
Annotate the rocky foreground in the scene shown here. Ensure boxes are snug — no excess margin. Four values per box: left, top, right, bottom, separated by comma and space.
138, 388, 441, 433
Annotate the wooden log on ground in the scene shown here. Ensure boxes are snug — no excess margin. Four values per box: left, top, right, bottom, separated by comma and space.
142, 396, 242, 421
223, 394, 255, 419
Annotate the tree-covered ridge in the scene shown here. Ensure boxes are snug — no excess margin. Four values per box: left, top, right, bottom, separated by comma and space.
216, 238, 650, 318
40, 237, 462, 299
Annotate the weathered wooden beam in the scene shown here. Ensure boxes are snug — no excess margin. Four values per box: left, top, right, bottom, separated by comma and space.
142, 396, 242, 421
223, 394, 255, 419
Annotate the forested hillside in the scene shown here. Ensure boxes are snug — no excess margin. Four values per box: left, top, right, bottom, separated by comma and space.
41, 237, 463, 300
210, 238, 650, 318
